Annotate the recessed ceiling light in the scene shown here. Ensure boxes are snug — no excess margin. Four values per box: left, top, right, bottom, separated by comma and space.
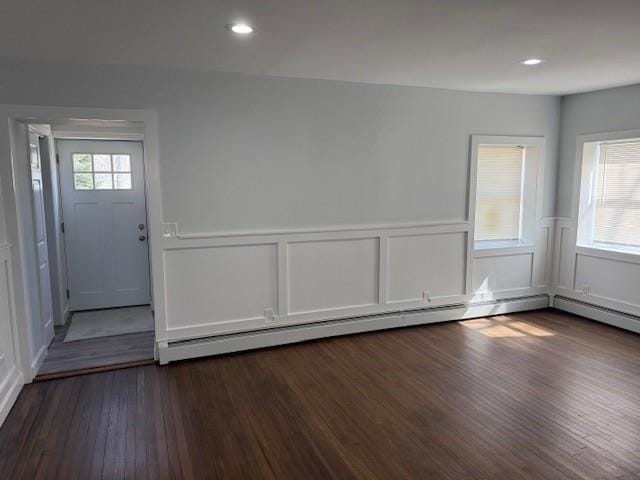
226, 23, 254, 35
521, 58, 544, 66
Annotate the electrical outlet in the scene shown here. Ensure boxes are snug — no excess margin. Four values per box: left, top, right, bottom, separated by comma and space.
422, 291, 431, 303
162, 222, 178, 237
264, 308, 275, 322
580, 285, 590, 295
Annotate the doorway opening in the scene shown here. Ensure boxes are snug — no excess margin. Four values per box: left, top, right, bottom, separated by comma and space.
19, 120, 156, 380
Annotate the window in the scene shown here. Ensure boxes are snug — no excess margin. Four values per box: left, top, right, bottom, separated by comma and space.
474, 146, 524, 242
72, 153, 132, 190
471, 136, 543, 250
577, 138, 640, 253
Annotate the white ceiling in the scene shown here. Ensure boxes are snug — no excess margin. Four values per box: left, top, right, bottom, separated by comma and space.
3, 0, 640, 95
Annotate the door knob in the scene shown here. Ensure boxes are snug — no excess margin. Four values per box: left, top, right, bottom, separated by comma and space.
139, 235, 146, 241
138, 224, 145, 230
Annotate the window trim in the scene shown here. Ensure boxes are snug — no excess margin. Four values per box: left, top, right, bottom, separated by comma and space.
468, 135, 545, 252
575, 130, 640, 257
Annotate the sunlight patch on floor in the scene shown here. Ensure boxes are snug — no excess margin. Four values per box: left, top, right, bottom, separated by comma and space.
460, 316, 554, 337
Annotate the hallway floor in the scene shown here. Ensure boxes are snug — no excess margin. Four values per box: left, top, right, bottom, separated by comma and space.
35, 321, 154, 381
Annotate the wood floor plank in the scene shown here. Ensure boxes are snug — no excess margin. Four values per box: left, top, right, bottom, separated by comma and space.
1, 309, 639, 480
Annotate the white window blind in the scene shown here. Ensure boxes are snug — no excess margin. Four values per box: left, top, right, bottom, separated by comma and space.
593, 141, 640, 248
474, 145, 524, 242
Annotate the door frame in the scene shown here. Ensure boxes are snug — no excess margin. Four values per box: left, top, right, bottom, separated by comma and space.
0, 105, 165, 383
57, 138, 152, 311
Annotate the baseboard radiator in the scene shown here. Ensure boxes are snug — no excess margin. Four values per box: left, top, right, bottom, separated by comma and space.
158, 295, 550, 365
553, 296, 640, 335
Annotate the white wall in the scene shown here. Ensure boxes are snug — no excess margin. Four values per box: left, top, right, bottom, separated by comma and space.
0, 57, 560, 361
0, 58, 560, 229
556, 84, 640, 218
553, 84, 640, 325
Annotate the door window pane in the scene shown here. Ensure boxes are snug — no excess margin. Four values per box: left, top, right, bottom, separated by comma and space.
114, 173, 132, 189
112, 155, 131, 172
94, 173, 113, 190
93, 154, 112, 172
71, 152, 134, 190
73, 154, 92, 171
74, 173, 94, 190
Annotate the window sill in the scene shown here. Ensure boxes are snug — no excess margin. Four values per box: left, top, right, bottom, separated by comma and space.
475, 240, 531, 250
473, 240, 534, 258
576, 244, 640, 265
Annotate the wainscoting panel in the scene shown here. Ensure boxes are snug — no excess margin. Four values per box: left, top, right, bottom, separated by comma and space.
554, 220, 574, 291
0, 244, 24, 427
288, 238, 379, 314
163, 243, 279, 331
387, 232, 467, 303
157, 219, 555, 358
574, 253, 640, 314
473, 253, 533, 293
532, 219, 554, 288
553, 217, 640, 319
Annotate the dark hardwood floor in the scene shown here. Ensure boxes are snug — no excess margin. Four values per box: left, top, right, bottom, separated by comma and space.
35, 323, 155, 380
2, 309, 640, 479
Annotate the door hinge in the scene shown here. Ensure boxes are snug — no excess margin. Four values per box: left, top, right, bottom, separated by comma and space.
66, 289, 70, 299
56, 153, 60, 164
61, 222, 65, 233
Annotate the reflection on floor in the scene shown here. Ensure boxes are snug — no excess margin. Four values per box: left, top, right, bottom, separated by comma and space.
36, 309, 155, 381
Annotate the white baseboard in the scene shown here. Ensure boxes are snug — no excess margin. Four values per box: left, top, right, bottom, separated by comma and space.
553, 296, 640, 335
0, 367, 24, 428
29, 344, 47, 382
158, 295, 549, 365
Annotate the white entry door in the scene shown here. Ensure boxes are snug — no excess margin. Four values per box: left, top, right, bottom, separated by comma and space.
57, 140, 150, 311
29, 133, 55, 344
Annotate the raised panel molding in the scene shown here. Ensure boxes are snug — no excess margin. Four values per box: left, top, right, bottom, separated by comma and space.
468, 217, 555, 302
552, 216, 640, 320
533, 218, 554, 288
472, 253, 533, 296
553, 219, 574, 290
157, 219, 554, 346
163, 244, 279, 332
572, 253, 640, 316
0, 243, 25, 427
387, 232, 467, 304
288, 238, 379, 314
